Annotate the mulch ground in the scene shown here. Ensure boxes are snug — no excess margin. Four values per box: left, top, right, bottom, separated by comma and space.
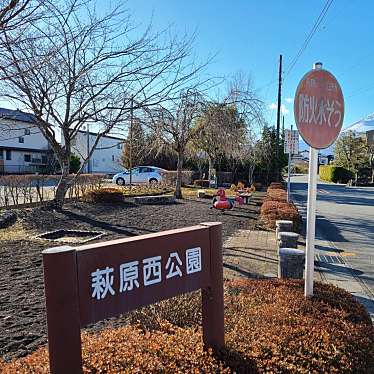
0, 195, 261, 361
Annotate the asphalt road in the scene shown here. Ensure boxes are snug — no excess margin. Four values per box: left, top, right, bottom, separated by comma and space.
290, 174, 374, 301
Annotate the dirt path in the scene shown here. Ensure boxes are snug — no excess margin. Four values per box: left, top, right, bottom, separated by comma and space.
0, 196, 261, 361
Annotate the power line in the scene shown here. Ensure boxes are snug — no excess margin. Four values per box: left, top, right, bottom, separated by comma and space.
285, 0, 334, 77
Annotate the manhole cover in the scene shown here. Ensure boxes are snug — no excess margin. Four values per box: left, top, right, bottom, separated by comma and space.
36, 229, 105, 244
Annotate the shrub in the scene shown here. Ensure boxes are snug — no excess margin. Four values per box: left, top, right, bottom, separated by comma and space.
260, 200, 300, 230
83, 187, 124, 203
162, 170, 193, 187
0, 174, 106, 208
267, 182, 284, 190
264, 188, 287, 202
2, 280, 373, 373
292, 163, 308, 174
121, 185, 173, 197
320, 165, 354, 183
69, 154, 81, 173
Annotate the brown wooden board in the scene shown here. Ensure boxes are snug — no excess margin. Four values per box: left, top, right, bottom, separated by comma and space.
76, 225, 211, 326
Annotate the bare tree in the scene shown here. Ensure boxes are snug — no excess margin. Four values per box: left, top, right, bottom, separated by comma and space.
193, 74, 264, 182
0, 0, 34, 29
147, 89, 205, 198
0, 0, 204, 207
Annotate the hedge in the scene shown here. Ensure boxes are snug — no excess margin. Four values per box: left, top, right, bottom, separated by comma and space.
1, 280, 373, 373
320, 165, 354, 184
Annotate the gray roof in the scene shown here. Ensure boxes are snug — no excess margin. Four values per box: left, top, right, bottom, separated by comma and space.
0, 108, 35, 124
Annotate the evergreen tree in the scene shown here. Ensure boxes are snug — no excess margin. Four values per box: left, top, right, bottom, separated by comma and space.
334, 131, 369, 178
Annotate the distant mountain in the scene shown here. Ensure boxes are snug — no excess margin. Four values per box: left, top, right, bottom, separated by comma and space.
296, 113, 374, 154
342, 113, 374, 134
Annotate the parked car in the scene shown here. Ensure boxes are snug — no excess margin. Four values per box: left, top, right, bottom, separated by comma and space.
112, 166, 163, 186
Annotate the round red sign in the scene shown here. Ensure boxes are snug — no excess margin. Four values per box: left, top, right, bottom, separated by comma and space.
294, 68, 344, 149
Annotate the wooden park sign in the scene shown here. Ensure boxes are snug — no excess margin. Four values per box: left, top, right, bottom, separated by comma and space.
294, 66, 344, 149
42, 222, 224, 374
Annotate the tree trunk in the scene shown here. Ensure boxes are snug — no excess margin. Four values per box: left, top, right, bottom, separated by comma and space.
175, 149, 184, 199
208, 156, 214, 183
51, 156, 71, 209
248, 165, 255, 186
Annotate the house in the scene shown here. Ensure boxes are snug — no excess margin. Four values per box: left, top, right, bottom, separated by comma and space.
292, 149, 330, 166
71, 129, 125, 174
0, 108, 51, 174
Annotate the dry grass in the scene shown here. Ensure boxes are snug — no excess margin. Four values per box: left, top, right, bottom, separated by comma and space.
0, 221, 33, 241
2, 280, 373, 373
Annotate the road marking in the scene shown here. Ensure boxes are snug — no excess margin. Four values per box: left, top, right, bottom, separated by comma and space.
340, 252, 356, 257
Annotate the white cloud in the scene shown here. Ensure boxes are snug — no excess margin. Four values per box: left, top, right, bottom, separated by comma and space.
285, 97, 293, 103
268, 103, 289, 115
281, 104, 289, 115
269, 103, 277, 110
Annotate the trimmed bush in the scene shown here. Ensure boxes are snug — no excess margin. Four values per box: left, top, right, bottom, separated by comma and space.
83, 187, 124, 203
264, 188, 287, 202
2, 280, 373, 373
320, 165, 354, 183
267, 182, 284, 190
261, 200, 300, 230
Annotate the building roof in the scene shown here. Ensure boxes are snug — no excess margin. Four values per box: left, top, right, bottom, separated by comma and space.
77, 129, 125, 141
0, 108, 35, 124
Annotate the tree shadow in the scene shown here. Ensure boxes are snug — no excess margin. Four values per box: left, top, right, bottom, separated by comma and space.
60, 209, 156, 237
216, 347, 258, 373
223, 262, 265, 279
315, 261, 364, 277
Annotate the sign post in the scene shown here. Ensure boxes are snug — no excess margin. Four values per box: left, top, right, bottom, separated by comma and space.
284, 126, 299, 202
294, 62, 344, 297
43, 223, 224, 374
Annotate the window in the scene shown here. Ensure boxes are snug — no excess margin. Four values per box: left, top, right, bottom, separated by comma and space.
117, 143, 122, 149
112, 155, 114, 161
25, 128, 31, 135
6, 150, 11, 160
18, 136, 24, 143
0, 150, 3, 160
24, 154, 31, 162
42, 155, 47, 164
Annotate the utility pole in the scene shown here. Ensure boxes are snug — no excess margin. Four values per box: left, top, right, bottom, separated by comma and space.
129, 97, 133, 191
276, 54, 282, 182
86, 123, 90, 174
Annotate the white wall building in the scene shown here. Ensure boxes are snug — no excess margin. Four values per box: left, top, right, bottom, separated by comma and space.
0, 108, 51, 174
71, 130, 125, 174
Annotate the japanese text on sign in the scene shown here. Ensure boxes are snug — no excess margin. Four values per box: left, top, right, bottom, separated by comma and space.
284, 129, 299, 155
298, 93, 342, 128
91, 247, 202, 300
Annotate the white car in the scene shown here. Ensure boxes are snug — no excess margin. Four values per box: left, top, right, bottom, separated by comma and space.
112, 166, 163, 186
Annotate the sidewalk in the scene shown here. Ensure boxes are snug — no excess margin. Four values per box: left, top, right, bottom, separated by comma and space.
223, 224, 374, 322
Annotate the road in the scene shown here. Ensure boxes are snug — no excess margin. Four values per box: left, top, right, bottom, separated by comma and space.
290, 174, 374, 314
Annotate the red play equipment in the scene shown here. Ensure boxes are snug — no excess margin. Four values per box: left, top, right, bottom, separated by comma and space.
211, 188, 244, 211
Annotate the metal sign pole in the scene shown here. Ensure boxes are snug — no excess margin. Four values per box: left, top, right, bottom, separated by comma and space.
305, 146, 318, 297
287, 149, 291, 202
294, 61, 344, 298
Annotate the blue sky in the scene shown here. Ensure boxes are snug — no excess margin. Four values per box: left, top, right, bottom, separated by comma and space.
124, 0, 374, 131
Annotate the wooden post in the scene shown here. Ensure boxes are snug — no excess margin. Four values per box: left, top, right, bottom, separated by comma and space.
43, 246, 83, 374
201, 222, 224, 352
